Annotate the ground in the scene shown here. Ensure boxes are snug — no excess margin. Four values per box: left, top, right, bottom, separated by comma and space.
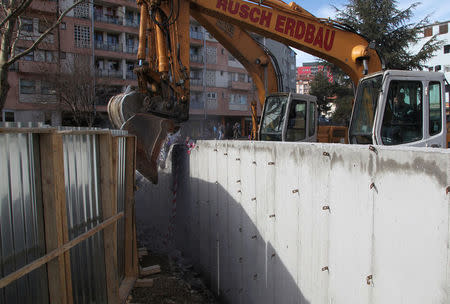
129, 252, 219, 304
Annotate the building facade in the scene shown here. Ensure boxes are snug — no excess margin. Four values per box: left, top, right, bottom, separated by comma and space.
182, 19, 297, 139
413, 20, 450, 107
2, 4, 297, 137
2, 0, 140, 125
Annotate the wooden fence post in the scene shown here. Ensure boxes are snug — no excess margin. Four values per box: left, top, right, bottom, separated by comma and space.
124, 136, 138, 277
99, 134, 120, 304
39, 132, 73, 304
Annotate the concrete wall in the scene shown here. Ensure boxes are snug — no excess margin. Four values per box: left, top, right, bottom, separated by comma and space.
135, 141, 450, 304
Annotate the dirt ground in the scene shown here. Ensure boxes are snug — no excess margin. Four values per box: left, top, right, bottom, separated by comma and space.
128, 252, 219, 304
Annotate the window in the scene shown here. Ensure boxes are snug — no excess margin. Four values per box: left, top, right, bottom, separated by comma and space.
429, 82, 442, 136
309, 102, 316, 137
207, 92, 217, 100
73, 0, 90, 19
20, 79, 36, 94
4, 112, 15, 122
381, 81, 423, 145
17, 47, 34, 61
41, 82, 55, 95
60, 52, 66, 59
38, 19, 50, 33
286, 100, 306, 141
206, 46, 217, 64
21, 18, 33, 32
95, 32, 103, 44
45, 51, 54, 62
259, 95, 288, 141
60, 22, 66, 30
424, 27, 432, 37
230, 94, 247, 104
74, 25, 90, 48
35, 50, 45, 62
444, 45, 450, 54
107, 33, 119, 45
439, 23, 448, 34
349, 75, 382, 144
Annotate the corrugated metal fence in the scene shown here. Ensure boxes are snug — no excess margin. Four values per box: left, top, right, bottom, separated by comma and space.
0, 130, 48, 304
0, 125, 138, 304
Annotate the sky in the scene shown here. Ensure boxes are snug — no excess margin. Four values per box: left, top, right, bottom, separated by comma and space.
293, 0, 450, 66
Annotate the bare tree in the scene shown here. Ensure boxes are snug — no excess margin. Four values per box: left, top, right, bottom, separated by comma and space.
50, 54, 97, 126
0, 0, 87, 112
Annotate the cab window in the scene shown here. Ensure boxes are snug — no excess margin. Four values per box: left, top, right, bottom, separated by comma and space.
286, 100, 306, 141
308, 102, 316, 137
381, 81, 423, 145
429, 82, 442, 136
260, 95, 288, 141
349, 75, 382, 144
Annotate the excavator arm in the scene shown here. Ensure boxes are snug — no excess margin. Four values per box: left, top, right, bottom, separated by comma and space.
108, 0, 384, 183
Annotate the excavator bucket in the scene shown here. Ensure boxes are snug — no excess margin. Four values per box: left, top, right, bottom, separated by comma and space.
123, 113, 175, 184
108, 91, 176, 184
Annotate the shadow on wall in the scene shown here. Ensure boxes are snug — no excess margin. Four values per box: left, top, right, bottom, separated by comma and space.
135, 145, 311, 304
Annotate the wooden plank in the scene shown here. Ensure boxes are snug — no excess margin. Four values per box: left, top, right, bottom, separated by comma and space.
131, 137, 139, 276
39, 133, 69, 304
119, 276, 137, 304
99, 134, 120, 304
56, 129, 110, 135
139, 265, 161, 277
134, 278, 154, 288
138, 248, 148, 258
60, 164, 73, 304
125, 137, 138, 277
0, 127, 56, 134
0, 212, 124, 289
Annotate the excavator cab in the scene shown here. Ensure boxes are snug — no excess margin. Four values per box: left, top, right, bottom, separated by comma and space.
349, 70, 447, 148
259, 93, 318, 142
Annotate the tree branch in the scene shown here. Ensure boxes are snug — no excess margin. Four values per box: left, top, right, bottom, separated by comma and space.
7, 0, 87, 65
0, 0, 34, 29
10, 17, 22, 57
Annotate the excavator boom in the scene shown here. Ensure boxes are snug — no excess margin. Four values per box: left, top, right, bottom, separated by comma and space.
108, 0, 384, 183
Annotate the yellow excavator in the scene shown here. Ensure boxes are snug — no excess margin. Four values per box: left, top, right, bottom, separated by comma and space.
108, 0, 448, 183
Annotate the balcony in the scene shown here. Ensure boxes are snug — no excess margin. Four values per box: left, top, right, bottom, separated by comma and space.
190, 78, 203, 87
206, 99, 218, 110
8, 62, 18, 71
125, 19, 139, 28
96, 69, 123, 79
94, 14, 123, 25
95, 41, 123, 53
125, 45, 138, 54
190, 99, 204, 110
228, 80, 252, 91
75, 40, 91, 49
229, 103, 248, 111
190, 31, 204, 41
126, 71, 137, 80
190, 54, 203, 64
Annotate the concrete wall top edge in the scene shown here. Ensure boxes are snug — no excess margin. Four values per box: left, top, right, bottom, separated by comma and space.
194, 140, 450, 155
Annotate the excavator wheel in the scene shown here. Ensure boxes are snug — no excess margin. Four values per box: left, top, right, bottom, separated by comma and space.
108, 92, 175, 184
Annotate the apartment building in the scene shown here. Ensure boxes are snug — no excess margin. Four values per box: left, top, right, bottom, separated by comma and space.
3, 4, 296, 134
295, 62, 334, 95
187, 19, 297, 138
2, 0, 140, 125
412, 20, 450, 106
